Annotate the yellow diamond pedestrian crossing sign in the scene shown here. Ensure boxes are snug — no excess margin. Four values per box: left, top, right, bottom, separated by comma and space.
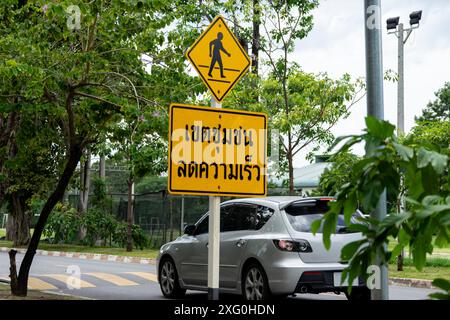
186, 16, 251, 102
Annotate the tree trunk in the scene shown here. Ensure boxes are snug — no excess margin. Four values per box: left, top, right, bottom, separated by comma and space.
4, 134, 30, 246
251, 0, 260, 75
5, 194, 31, 246
10, 144, 83, 296
126, 180, 134, 252
78, 150, 91, 214
169, 198, 174, 242
396, 195, 404, 271
287, 133, 295, 195
77, 150, 91, 241
99, 155, 106, 179
8, 249, 19, 293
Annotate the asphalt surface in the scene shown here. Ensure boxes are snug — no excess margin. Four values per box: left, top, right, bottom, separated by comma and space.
0, 251, 440, 300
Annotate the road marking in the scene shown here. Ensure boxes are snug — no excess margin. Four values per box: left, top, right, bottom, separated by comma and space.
123, 272, 158, 282
28, 277, 57, 290
84, 272, 138, 286
40, 274, 96, 288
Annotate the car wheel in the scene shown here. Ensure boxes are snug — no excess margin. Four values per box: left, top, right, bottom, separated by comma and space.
345, 287, 371, 301
159, 257, 186, 299
242, 263, 271, 300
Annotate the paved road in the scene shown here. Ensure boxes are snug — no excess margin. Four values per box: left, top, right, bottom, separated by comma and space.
0, 252, 440, 300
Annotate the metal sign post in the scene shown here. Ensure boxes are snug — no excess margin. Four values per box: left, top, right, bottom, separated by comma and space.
208, 97, 221, 299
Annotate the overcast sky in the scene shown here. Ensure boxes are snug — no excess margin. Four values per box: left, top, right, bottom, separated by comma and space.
291, 0, 450, 167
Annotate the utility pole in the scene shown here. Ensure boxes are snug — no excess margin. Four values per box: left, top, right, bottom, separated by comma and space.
364, 0, 389, 300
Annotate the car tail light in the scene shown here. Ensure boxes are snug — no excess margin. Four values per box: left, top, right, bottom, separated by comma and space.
273, 239, 312, 252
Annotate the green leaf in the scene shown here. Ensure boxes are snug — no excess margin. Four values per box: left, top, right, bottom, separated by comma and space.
392, 142, 413, 161
391, 243, 404, 258
365, 116, 395, 139
416, 204, 450, 219
343, 195, 357, 225
380, 212, 411, 228
432, 278, 450, 291
322, 213, 337, 250
417, 147, 448, 174
341, 239, 366, 261
311, 219, 322, 235
398, 228, 411, 244
429, 292, 450, 300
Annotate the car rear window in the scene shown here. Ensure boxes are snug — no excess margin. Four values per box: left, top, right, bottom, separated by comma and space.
284, 200, 363, 233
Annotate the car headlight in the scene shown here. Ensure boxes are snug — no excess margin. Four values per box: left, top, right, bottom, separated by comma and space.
273, 239, 312, 252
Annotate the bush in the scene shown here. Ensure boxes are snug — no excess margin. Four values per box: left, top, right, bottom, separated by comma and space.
81, 208, 117, 246
113, 222, 149, 250
43, 202, 150, 250
44, 203, 80, 243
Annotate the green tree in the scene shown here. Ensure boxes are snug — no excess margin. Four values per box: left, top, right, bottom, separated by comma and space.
1, 0, 198, 296
312, 117, 449, 298
108, 107, 167, 252
223, 0, 365, 193
405, 120, 450, 156
135, 175, 167, 193
315, 152, 360, 196
416, 82, 450, 122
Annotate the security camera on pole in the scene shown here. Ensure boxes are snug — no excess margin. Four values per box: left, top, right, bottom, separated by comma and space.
386, 10, 423, 135
386, 10, 422, 272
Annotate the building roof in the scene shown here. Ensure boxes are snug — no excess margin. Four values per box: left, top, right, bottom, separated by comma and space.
269, 162, 332, 188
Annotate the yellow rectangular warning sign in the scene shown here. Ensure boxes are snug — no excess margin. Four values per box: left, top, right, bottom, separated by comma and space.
168, 104, 267, 197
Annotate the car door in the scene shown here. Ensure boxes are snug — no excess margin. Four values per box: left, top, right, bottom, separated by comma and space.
219, 203, 258, 289
179, 215, 209, 287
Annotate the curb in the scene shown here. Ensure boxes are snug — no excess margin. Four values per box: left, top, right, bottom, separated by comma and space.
389, 277, 435, 289
0, 247, 156, 266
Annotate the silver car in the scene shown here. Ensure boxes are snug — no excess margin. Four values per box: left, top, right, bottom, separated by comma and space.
157, 196, 370, 300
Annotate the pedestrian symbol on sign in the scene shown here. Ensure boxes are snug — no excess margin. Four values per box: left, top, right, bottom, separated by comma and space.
208, 32, 231, 79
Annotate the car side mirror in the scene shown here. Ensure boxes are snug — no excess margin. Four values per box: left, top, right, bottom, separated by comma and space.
184, 224, 196, 236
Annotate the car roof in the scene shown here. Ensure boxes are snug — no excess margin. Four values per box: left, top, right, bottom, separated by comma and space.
222, 196, 334, 208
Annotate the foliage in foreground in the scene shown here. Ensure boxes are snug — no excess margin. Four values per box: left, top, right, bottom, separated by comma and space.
312, 116, 449, 298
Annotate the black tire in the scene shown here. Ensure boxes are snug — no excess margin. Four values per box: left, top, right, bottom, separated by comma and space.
345, 287, 371, 301
159, 257, 186, 299
241, 262, 271, 300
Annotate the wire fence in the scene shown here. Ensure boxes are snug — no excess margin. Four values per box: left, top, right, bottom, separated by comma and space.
67, 188, 293, 248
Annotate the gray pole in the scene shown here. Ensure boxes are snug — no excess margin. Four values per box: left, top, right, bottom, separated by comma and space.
180, 195, 185, 235
397, 23, 405, 135
364, 0, 389, 300
208, 97, 221, 300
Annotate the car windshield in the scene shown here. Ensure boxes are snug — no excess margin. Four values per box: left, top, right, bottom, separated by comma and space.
284, 200, 364, 233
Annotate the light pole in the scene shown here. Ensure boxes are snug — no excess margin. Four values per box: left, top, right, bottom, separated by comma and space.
387, 10, 422, 135
387, 10, 422, 272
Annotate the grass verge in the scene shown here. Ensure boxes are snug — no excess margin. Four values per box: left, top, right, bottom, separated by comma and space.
0, 283, 79, 300
388, 265, 449, 281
